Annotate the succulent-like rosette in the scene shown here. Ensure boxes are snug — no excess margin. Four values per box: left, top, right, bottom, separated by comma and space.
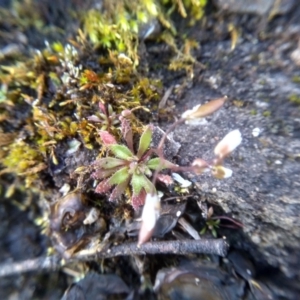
93, 125, 175, 209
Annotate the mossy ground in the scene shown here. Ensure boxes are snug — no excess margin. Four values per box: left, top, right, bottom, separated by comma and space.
0, 0, 206, 195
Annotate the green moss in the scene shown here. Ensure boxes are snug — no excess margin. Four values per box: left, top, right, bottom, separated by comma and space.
259, 79, 266, 85
82, 0, 207, 68
263, 111, 271, 117
288, 94, 300, 105
292, 76, 300, 84
232, 100, 244, 107
2, 141, 46, 187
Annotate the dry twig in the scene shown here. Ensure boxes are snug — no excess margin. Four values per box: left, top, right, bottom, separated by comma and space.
0, 238, 228, 277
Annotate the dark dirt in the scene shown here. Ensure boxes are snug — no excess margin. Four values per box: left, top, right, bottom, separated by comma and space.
1, 0, 300, 299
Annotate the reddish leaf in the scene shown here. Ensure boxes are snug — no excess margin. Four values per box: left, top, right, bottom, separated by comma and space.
131, 189, 147, 210
95, 179, 111, 194
94, 157, 126, 169
120, 116, 133, 152
109, 178, 130, 202
98, 102, 107, 115
99, 130, 117, 145
157, 174, 174, 186
91, 167, 120, 180
87, 115, 101, 122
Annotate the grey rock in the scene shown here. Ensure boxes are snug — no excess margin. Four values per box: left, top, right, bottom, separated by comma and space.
213, 0, 295, 16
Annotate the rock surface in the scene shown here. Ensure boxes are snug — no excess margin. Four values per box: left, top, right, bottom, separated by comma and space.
172, 11, 300, 278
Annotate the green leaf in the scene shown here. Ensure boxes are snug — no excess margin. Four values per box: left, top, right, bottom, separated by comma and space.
147, 158, 176, 170
131, 173, 155, 195
95, 157, 126, 169
200, 227, 207, 235
143, 165, 152, 177
212, 228, 217, 238
147, 157, 161, 170
109, 144, 134, 160
137, 126, 152, 159
108, 167, 130, 185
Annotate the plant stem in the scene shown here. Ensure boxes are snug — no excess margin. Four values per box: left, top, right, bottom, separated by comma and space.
152, 118, 185, 187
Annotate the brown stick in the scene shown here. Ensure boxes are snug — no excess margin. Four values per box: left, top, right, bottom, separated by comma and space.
0, 238, 228, 277
0, 255, 61, 277
95, 238, 228, 259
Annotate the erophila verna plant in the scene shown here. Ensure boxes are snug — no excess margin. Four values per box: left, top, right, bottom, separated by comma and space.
91, 97, 242, 245
92, 110, 176, 209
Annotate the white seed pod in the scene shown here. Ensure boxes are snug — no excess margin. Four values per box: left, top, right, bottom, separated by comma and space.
214, 129, 242, 159
181, 97, 227, 121
138, 193, 161, 246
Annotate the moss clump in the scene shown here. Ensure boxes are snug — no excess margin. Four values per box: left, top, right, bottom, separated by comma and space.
288, 94, 300, 105
263, 110, 271, 117
83, 0, 207, 69
232, 100, 245, 108
291, 76, 300, 84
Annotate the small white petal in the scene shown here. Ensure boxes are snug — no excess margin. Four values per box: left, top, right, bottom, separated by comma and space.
214, 129, 242, 158
172, 173, 192, 188
252, 127, 261, 137
185, 118, 208, 126
181, 104, 201, 119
